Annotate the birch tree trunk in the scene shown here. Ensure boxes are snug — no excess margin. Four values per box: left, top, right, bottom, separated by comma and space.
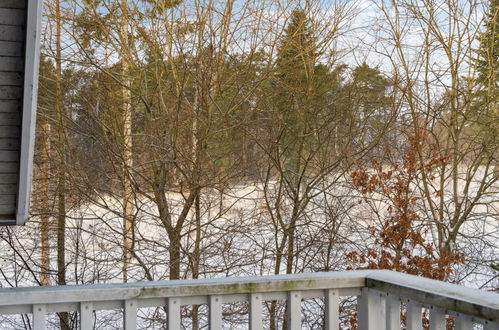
121, 0, 134, 283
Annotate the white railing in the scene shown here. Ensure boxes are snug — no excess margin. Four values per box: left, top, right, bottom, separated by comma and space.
0, 270, 497, 329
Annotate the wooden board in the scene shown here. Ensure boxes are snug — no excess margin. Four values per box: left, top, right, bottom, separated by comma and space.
0, 126, 19, 138
0, 86, 22, 99
0, 204, 15, 214
0, 100, 20, 112
0, 162, 17, 173
0, 150, 19, 161
0, 41, 23, 57
0, 112, 19, 125
0, 72, 23, 86
0, 9, 25, 26
0, 57, 23, 71
0, 183, 16, 194
0, 194, 14, 205
0, 138, 19, 150
0, 0, 36, 224
0, 25, 24, 42
0, 1, 26, 9
0, 173, 17, 184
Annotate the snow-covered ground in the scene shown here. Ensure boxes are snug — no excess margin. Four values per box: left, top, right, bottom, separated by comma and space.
0, 169, 497, 328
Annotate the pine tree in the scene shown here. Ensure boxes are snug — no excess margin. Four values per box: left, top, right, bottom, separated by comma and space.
345, 63, 393, 156
476, 0, 498, 104
274, 9, 318, 132
272, 9, 333, 174
474, 0, 499, 151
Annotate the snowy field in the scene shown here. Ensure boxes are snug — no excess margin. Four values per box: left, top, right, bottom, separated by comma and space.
0, 170, 497, 329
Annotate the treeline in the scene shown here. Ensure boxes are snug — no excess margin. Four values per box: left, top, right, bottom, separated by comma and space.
1, 0, 497, 328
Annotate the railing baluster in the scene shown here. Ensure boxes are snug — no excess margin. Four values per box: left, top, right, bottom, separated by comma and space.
385, 294, 400, 330
430, 307, 446, 330
32, 304, 46, 330
80, 302, 93, 330
406, 300, 421, 330
167, 297, 181, 329
358, 288, 383, 330
209, 295, 222, 329
325, 289, 339, 330
124, 299, 137, 330
0, 271, 495, 330
287, 291, 302, 330
455, 314, 473, 329
249, 293, 263, 330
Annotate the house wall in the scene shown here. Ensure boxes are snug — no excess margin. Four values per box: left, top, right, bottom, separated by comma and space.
0, 0, 27, 222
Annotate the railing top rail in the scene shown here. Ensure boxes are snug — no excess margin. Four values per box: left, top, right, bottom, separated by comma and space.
0, 270, 370, 306
365, 270, 499, 322
0, 270, 497, 321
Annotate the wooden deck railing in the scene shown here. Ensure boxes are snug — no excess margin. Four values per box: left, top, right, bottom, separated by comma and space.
0, 270, 497, 329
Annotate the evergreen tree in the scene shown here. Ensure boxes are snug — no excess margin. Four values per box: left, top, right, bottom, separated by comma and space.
474, 0, 499, 152
476, 0, 498, 104
345, 63, 393, 157
274, 9, 321, 131
272, 9, 333, 175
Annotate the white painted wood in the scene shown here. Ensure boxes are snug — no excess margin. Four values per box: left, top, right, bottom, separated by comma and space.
180, 295, 208, 306
385, 294, 399, 330
0, 271, 372, 307
32, 304, 46, 330
406, 300, 422, 330
209, 295, 223, 330
249, 293, 262, 330
325, 289, 339, 330
367, 270, 498, 320
455, 315, 473, 330
430, 307, 446, 330
482, 321, 498, 330
80, 302, 93, 330
287, 291, 301, 330
358, 288, 383, 330
222, 293, 249, 303
124, 299, 137, 330
167, 297, 180, 329
17, 0, 43, 225
0, 270, 495, 328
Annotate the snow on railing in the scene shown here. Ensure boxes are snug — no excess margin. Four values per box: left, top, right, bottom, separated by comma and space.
0, 270, 497, 329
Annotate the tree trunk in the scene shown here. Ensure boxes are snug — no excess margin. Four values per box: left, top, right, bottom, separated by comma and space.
121, 0, 134, 283
169, 232, 181, 280
191, 194, 201, 330
39, 121, 50, 286
54, 0, 69, 328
